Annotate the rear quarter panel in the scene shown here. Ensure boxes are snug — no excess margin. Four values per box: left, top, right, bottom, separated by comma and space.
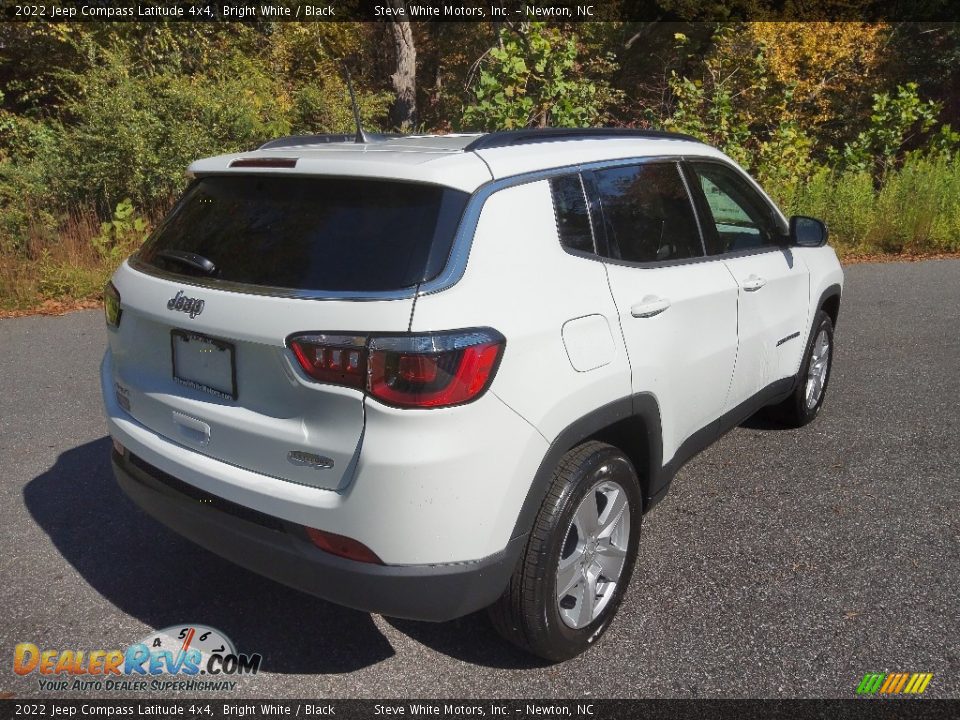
410, 179, 632, 443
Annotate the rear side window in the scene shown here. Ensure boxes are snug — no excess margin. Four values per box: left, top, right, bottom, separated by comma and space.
137, 176, 469, 293
593, 163, 703, 264
549, 175, 595, 254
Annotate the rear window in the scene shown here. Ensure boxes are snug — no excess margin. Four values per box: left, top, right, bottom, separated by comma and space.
137, 175, 469, 293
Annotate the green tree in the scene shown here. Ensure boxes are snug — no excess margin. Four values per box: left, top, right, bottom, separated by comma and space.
462, 23, 619, 130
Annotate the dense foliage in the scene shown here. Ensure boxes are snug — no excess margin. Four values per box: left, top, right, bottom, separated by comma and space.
1, 20, 959, 309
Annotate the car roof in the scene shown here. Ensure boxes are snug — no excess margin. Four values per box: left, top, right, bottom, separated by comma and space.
188, 130, 727, 193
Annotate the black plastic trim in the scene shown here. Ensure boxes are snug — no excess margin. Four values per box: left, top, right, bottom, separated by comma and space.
509, 393, 664, 542
464, 128, 699, 152
816, 283, 843, 329
126, 452, 284, 531
509, 377, 799, 540
113, 450, 525, 622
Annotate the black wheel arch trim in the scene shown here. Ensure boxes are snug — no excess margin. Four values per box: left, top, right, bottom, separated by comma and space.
508, 284, 841, 545
787, 283, 841, 394
508, 376, 799, 543
817, 283, 842, 329
509, 393, 665, 543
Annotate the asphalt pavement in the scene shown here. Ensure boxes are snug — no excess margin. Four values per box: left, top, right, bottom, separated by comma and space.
1, 259, 958, 699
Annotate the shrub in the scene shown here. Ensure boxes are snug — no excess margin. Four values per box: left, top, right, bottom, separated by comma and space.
785, 154, 960, 254
92, 199, 151, 265
462, 23, 620, 130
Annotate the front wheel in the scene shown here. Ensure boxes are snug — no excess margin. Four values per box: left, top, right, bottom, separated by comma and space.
488, 441, 642, 662
775, 310, 835, 427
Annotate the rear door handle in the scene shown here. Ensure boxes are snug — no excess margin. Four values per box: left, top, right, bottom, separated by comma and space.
742, 274, 767, 292
630, 295, 671, 318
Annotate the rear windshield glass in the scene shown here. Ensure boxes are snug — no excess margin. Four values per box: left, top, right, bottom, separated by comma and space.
137, 175, 469, 293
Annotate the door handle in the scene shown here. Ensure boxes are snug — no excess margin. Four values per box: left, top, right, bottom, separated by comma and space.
742, 274, 767, 292
630, 295, 671, 318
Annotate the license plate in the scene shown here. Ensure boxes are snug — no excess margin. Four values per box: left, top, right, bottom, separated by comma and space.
171, 330, 237, 400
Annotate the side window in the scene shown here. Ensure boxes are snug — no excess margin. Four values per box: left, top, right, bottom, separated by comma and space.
549, 175, 594, 254
691, 162, 785, 254
592, 163, 703, 264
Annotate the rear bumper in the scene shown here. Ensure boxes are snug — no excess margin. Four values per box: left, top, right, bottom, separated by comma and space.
102, 347, 547, 566
113, 449, 525, 622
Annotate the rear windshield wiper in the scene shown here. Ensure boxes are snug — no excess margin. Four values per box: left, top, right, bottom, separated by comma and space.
157, 250, 217, 276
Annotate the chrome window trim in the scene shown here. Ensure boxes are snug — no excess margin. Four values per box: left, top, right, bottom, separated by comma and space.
126, 255, 420, 302
419, 155, 693, 295
126, 152, 787, 301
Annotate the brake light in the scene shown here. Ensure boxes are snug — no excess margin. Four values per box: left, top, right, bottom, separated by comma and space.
104, 281, 122, 328
229, 157, 298, 168
287, 329, 505, 409
368, 332, 504, 408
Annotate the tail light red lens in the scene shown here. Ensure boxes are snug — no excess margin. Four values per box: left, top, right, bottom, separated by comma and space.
287, 329, 505, 409
288, 335, 368, 389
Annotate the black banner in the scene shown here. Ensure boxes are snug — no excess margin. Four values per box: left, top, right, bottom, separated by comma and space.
1, 0, 959, 22
0, 700, 959, 720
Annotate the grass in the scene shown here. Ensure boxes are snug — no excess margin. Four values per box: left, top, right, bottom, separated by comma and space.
0, 207, 151, 315
1, 154, 959, 316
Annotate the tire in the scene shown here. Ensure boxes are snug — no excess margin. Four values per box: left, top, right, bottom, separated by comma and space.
774, 310, 835, 428
488, 441, 642, 662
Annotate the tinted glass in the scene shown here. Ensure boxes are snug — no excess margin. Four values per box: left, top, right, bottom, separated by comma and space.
593, 163, 703, 263
138, 176, 469, 292
692, 162, 784, 254
549, 175, 595, 254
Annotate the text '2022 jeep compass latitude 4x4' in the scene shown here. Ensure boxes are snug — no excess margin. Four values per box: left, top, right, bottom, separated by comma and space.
102, 128, 843, 662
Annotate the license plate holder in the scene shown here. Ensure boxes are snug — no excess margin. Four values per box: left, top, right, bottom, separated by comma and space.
171, 330, 237, 401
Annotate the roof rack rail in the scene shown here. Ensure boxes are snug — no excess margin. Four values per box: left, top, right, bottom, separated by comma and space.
462, 128, 699, 152
258, 133, 398, 150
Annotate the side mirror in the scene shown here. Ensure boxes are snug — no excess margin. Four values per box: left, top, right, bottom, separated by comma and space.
790, 216, 828, 247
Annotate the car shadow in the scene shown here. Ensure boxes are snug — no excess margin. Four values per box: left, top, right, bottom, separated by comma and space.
22, 437, 401, 674
739, 410, 790, 431
21, 437, 587, 673
384, 615, 551, 671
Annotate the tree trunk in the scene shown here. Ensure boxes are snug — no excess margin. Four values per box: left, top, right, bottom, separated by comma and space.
388, 1, 417, 131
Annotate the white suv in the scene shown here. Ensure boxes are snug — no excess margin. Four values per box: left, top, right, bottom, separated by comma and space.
101, 129, 843, 661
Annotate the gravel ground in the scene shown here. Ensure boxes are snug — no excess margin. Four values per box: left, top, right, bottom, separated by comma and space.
1, 259, 958, 699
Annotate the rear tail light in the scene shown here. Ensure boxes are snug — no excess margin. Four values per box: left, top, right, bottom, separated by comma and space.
287, 329, 505, 409
104, 281, 122, 328
289, 335, 368, 389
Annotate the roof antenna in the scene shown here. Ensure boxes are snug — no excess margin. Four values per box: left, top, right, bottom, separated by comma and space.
340, 61, 368, 144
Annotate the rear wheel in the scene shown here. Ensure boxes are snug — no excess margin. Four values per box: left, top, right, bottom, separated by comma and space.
774, 310, 834, 427
488, 441, 641, 662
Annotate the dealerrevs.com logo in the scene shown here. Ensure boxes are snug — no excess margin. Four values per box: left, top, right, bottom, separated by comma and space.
13, 624, 261, 692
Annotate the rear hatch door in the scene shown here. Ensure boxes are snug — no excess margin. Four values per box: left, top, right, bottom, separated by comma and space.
107, 174, 469, 491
